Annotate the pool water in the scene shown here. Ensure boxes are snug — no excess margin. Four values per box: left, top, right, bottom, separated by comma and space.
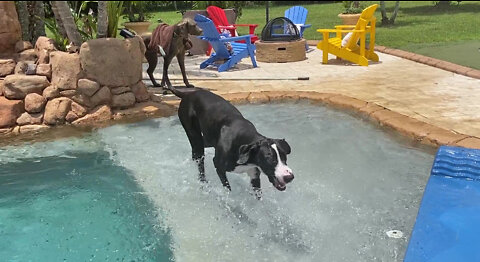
0, 103, 434, 261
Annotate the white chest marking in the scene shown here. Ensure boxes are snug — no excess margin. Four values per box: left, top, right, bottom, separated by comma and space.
232, 164, 260, 179
271, 144, 292, 183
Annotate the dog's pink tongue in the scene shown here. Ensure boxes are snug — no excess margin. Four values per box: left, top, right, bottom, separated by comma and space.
274, 180, 286, 191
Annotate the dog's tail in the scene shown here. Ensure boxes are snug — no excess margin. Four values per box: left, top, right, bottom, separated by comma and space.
168, 85, 186, 99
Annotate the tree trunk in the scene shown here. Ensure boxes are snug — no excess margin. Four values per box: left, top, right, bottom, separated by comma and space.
32, 1, 46, 43
390, 1, 400, 24
173, 1, 177, 10
16, 1, 30, 41
380, 1, 388, 25
97, 1, 108, 38
50, 1, 67, 38
380, 1, 400, 25
51, 1, 83, 47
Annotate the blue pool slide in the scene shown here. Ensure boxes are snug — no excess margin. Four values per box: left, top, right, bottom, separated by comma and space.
404, 146, 480, 262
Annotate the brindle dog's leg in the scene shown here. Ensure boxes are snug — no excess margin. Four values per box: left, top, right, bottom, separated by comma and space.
160, 54, 175, 93
177, 52, 194, 88
145, 49, 161, 87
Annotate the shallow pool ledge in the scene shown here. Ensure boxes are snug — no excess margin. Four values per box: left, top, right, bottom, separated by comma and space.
211, 91, 479, 150
1, 90, 479, 150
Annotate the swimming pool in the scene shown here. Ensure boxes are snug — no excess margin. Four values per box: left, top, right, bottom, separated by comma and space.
0, 102, 434, 261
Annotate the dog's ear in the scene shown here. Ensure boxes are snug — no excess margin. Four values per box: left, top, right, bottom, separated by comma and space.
237, 143, 257, 165
274, 139, 291, 155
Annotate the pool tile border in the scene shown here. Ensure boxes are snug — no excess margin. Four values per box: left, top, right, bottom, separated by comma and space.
160, 91, 479, 149
223, 91, 479, 149
1, 90, 479, 150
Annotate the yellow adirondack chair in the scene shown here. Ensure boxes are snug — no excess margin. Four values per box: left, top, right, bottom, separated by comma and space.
316, 4, 379, 66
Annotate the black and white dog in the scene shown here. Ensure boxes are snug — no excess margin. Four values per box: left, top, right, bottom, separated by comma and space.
169, 86, 294, 197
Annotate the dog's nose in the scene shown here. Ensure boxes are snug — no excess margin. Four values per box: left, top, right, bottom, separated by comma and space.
284, 174, 294, 183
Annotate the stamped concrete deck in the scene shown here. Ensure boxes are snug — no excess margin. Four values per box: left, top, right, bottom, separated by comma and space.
144, 46, 480, 148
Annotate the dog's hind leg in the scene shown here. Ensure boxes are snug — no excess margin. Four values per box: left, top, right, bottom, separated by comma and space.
179, 109, 206, 181
146, 49, 161, 87
177, 52, 194, 88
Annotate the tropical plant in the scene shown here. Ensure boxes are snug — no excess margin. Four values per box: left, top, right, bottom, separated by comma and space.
341, 1, 365, 14
72, 1, 98, 41
124, 1, 152, 22
43, 16, 69, 51
107, 1, 124, 38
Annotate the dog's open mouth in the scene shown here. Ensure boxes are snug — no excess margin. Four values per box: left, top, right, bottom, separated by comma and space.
273, 178, 286, 191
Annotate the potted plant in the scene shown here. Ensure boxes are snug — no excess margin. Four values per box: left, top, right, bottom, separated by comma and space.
338, 1, 365, 25
123, 1, 151, 35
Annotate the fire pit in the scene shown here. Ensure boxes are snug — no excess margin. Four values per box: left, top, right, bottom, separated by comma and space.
256, 17, 306, 63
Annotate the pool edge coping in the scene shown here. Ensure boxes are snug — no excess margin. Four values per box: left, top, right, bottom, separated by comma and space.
1, 91, 479, 150
173, 91, 480, 150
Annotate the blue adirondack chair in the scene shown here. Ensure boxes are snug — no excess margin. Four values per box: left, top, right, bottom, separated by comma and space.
285, 6, 312, 49
194, 14, 257, 72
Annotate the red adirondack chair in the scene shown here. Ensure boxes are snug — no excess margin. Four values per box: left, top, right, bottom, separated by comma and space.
205, 6, 258, 55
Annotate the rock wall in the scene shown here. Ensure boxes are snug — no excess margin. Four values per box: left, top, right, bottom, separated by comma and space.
0, 1, 22, 54
0, 36, 151, 134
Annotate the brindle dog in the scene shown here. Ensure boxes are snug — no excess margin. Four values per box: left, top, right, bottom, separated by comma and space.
142, 18, 203, 90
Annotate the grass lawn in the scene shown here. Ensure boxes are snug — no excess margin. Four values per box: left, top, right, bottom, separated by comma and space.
137, 1, 480, 69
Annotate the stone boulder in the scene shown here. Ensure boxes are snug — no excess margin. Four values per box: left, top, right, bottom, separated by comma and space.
36, 64, 52, 79
16, 112, 43, 126
44, 97, 72, 125
16, 49, 37, 62
25, 63, 36, 75
0, 79, 4, 96
14, 61, 28, 74
77, 79, 100, 97
111, 86, 131, 95
43, 85, 60, 100
0, 59, 15, 76
65, 102, 88, 122
71, 94, 93, 108
0, 96, 24, 128
35, 37, 57, 64
79, 38, 145, 87
112, 92, 136, 109
71, 101, 87, 117
15, 41, 33, 53
130, 81, 150, 102
25, 93, 47, 113
50, 51, 82, 90
0, 2, 22, 54
60, 90, 77, 97
19, 124, 49, 134
90, 86, 111, 107
72, 105, 112, 126
3, 75, 49, 99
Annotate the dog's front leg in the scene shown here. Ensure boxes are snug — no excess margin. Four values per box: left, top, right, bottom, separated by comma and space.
160, 55, 175, 89
177, 52, 194, 88
249, 168, 262, 199
216, 168, 231, 191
